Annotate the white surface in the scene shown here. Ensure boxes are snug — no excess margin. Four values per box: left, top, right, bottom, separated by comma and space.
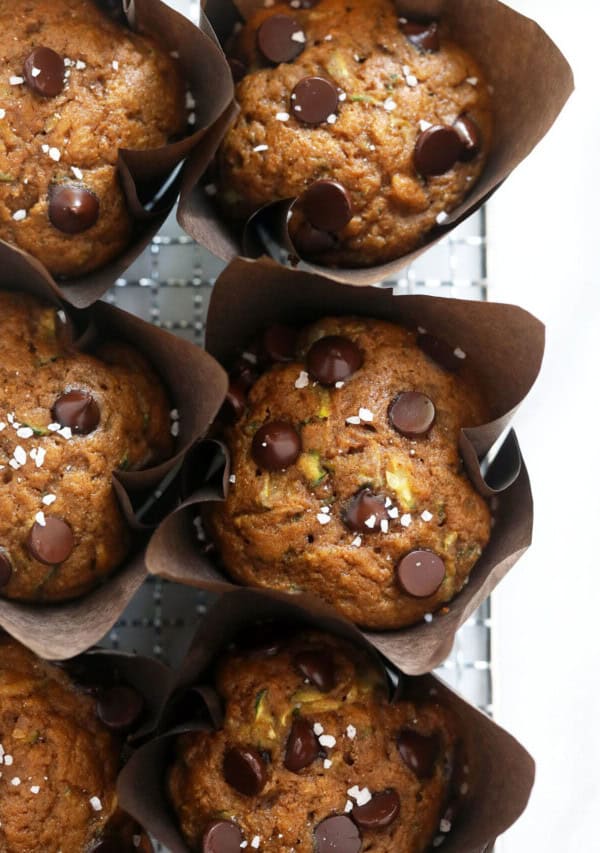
487, 1, 600, 851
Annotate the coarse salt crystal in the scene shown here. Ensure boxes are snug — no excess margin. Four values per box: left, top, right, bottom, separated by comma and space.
48, 147, 61, 162
14, 446, 27, 466
358, 408, 373, 422
383, 97, 397, 111
380, 519, 389, 533
4, 755, 13, 766
466, 76, 478, 85
16, 427, 33, 439
424, 613, 433, 623
275, 111, 290, 122
112, 60, 119, 70
31, 67, 41, 78
71, 166, 83, 180
0, 109, 5, 119
436, 211, 448, 225
76, 60, 87, 70
10, 777, 20, 786
89, 796, 102, 811
58, 426, 72, 439
454, 347, 466, 359
326, 114, 337, 124
346, 724, 357, 739
291, 30, 306, 43
388, 506, 399, 519
229, 474, 236, 485
319, 734, 336, 748
351, 536, 362, 547
42, 494, 56, 506
295, 371, 310, 389
345, 416, 361, 425
421, 510, 433, 522
440, 819, 452, 833
251, 836, 260, 849
12, 210, 26, 222
30, 785, 40, 794
419, 119, 433, 131
9, 76, 24, 85
344, 800, 353, 813
313, 723, 324, 736
335, 381, 345, 389
364, 514, 377, 529
253, 144, 269, 152
323, 758, 332, 769
317, 513, 331, 525
400, 513, 412, 528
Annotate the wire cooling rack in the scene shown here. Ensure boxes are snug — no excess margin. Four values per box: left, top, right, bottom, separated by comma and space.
99, 0, 492, 727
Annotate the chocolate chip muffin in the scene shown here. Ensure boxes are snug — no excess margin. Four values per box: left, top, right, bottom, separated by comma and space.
168, 628, 467, 852
0, 291, 173, 602
218, 0, 492, 268
0, 0, 186, 278
0, 634, 151, 853
205, 317, 491, 629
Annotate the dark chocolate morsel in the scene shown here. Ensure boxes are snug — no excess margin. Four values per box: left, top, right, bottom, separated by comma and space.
314, 815, 361, 853
292, 221, 339, 256
400, 20, 440, 52
23, 46, 65, 97
294, 649, 336, 691
223, 746, 268, 796
397, 729, 441, 779
306, 335, 363, 385
251, 421, 301, 471
0, 549, 12, 588
27, 517, 74, 565
417, 333, 462, 372
291, 76, 338, 125
257, 15, 306, 64
352, 789, 401, 829
96, 685, 144, 731
396, 550, 446, 598
300, 180, 353, 232
202, 820, 244, 853
262, 324, 298, 363
52, 389, 100, 434
414, 125, 463, 176
284, 716, 320, 772
227, 57, 247, 82
388, 392, 436, 438
48, 185, 100, 234
343, 490, 388, 534
454, 114, 481, 161
222, 379, 247, 423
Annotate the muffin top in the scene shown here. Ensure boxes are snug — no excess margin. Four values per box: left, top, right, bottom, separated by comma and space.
218, 0, 492, 267
168, 628, 464, 852
0, 291, 173, 602
205, 317, 491, 630
0, 0, 186, 278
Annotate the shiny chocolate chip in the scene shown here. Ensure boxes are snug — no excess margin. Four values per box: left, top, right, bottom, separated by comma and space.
284, 717, 320, 772
27, 517, 74, 565
52, 389, 100, 434
414, 125, 463, 176
396, 550, 446, 598
262, 324, 298, 363
223, 746, 268, 796
202, 819, 244, 853
48, 185, 100, 234
388, 392, 435, 438
0, 549, 12, 588
343, 490, 388, 534
352, 789, 401, 830
96, 685, 144, 731
227, 57, 247, 82
294, 649, 336, 691
400, 20, 440, 52
306, 335, 363, 386
300, 180, 353, 232
222, 379, 247, 423
251, 421, 301, 471
397, 729, 440, 779
257, 15, 306, 64
292, 221, 339, 256
454, 114, 481, 161
291, 76, 338, 125
417, 333, 462, 372
314, 815, 361, 853
23, 46, 65, 97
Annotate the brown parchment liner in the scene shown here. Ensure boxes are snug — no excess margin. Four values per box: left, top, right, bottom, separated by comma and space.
0, 244, 228, 660
117, 589, 535, 852
179, 0, 574, 286
145, 257, 543, 674
0, 0, 235, 309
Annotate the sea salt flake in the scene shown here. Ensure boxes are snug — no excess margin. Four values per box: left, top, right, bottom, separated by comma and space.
358, 407, 373, 422
319, 734, 336, 748
436, 211, 449, 225
380, 519, 389, 533
326, 114, 337, 124
4, 755, 13, 766
424, 613, 433, 623
41, 144, 49, 153
42, 494, 56, 506
12, 210, 27, 222
466, 76, 478, 85
10, 777, 20, 786
251, 837, 260, 849
89, 796, 102, 812
291, 30, 306, 43
346, 724, 357, 739
253, 144, 269, 152
400, 513, 412, 528
419, 119, 433, 131
323, 759, 332, 769
388, 506, 399, 519
383, 97, 397, 111
48, 147, 61, 162
406, 74, 418, 87
454, 347, 466, 359
0, 109, 6, 119
364, 514, 377, 529
76, 60, 87, 70
35, 512, 46, 527
58, 426, 72, 439
31, 67, 41, 78
30, 785, 40, 794
14, 446, 27, 466
9, 76, 24, 85
295, 371, 310, 389
351, 536, 362, 547
421, 510, 433, 522
16, 427, 33, 438
170, 421, 180, 437
71, 166, 83, 180
344, 800, 353, 813
229, 474, 236, 485
317, 513, 331, 525
112, 60, 119, 71
275, 111, 290, 121
440, 819, 452, 833
345, 416, 361, 425
335, 381, 345, 389
313, 723, 324, 736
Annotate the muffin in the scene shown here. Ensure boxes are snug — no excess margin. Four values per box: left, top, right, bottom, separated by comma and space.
0, 0, 186, 278
0, 634, 151, 853
168, 627, 466, 852
205, 316, 491, 630
218, 0, 492, 268
0, 291, 173, 602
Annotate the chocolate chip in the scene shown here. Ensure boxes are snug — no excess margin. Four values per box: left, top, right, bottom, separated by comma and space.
454, 114, 481, 161
284, 717, 320, 772
96, 686, 144, 731
27, 517, 74, 565
306, 336, 363, 385
251, 421, 301, 471
314, 815, 361, 853
400, 20, 440, 52
417, 333, 462, 372
396, 550, 446, 598
227, 57, 247, 82
397, 730, 440, 779
291, 76, 338, 125
202, 820, 244, 853
257, 15, 306, 64
300, 181, 353, 232
52, 389, 100, 434
23, 46, 65, 97
222, 379, 247, 423
0, 549, 12, 588
231, 356, 259, 391
294, 649, 336, 691
223, 746, 268, 796
343, 490, 388, 534
414, 125, 463, 176
262, 324, 298, 363
292, 221, 339, 256
388, 392, 435, 438
48, 184, 100, 234
352, 789, 401, 830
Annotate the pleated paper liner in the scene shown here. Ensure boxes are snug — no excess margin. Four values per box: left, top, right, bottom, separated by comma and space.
117, 589, 535, 853
0, 0, 235, 309
144, 257, 543, 674
0, 243, 228, 659
179, 0, 573, 286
